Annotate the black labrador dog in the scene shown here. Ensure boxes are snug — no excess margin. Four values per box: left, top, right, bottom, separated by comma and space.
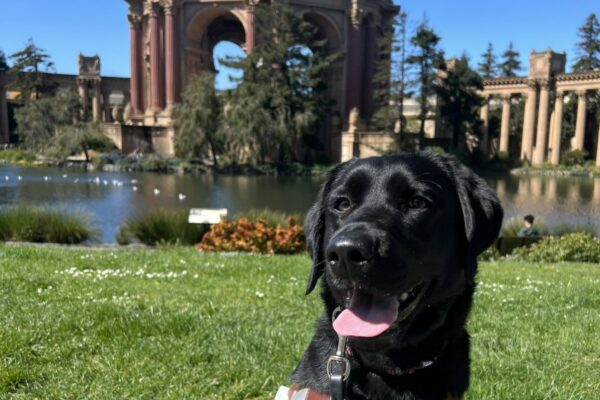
290, 152, 503, 400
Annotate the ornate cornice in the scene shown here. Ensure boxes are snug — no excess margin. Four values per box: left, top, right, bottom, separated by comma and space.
538, 78, 552, 90
127, 13, 143, 27
482, 76, 528, 87
555, 71, 600, 82
160, 0, 175, 15
143, 1, 158, 17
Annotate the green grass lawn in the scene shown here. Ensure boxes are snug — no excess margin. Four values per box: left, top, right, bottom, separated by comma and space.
1, 245, 599, 399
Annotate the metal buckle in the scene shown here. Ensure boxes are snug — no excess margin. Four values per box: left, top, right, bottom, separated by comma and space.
326, 355, 351, 381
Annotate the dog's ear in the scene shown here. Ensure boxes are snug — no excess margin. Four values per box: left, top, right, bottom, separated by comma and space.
304, 162, 347, 295
450, 159, 503, 272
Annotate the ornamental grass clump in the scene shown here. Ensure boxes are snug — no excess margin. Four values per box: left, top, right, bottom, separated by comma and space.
0, 206, 97, 244
511, 232, 600, 263
117, 209, 210, 246
198, 217, 304, 255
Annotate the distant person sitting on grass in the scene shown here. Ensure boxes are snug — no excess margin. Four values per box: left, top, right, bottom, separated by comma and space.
517, 214, 539, 237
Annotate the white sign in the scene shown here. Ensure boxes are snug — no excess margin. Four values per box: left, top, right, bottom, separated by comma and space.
188, 208, 228, 224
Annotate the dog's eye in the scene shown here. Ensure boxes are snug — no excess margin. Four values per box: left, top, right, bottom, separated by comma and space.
408, 196, 428, 209
334, 197, 352, 212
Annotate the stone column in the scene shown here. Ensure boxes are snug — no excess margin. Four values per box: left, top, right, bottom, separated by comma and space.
361, 17, 377, 119
92, 81, 102, 123
245, 1, 257, 53
480, 96, 490, 156
77, 80, 88, 120
128, 12, 143, 113
102, 91, 111, 122
345, 10, 365, 118
550, 91, 564, 165
573, 89, 587, 151
499, 94, 511, 153
0, 83, 8, 144
164, 0, 179, 109
147, 2, 162, 112
520, 81, 538, 162
533, 80, 551, 165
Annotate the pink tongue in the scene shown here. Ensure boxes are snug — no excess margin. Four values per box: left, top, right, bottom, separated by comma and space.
333, 293, 399, 338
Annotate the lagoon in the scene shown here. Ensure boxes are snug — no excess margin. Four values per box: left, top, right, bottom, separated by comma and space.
1, 164, 599, 243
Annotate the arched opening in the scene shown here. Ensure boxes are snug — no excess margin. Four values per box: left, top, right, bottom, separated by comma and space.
184, 8, 247, 89
213, 41, 245, 90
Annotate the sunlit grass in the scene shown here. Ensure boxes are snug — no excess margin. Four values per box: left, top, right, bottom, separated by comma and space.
0, 245, 598, 399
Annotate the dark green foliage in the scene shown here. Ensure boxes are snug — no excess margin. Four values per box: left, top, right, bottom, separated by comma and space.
478, 42, 498, 78
561, 149, 585, 166
0, 49, 8, 72
14, 90, 80, 151
511, 232, 600, 263
47, 123, 116, 162
7, 39, 57, 102
0, 206, 98, 244
436, 54, 483, 150
117, 210, 210, 246
173, 72, 222, 165
220, 3, 336, 165
498, 42, 522, 77
572, 13, 600, 72
406, 18, 444, 143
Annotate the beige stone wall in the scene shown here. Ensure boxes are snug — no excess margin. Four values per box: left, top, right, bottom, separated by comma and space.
341, 131, 397, 162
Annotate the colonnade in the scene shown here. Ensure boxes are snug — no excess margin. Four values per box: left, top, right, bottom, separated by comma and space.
481, 51, 600, 167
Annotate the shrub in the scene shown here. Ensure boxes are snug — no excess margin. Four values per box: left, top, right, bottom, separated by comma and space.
117, 209, 209, 246
198, 217, 304, 255
235, 208, 304, 227
478, 245, 502, 262
424, 146, 446, 155
511, 232, 600, 263
0, 206, 98, 244
561, 149, 585, 167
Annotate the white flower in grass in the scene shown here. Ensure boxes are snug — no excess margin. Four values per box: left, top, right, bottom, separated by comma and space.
255, 291, 265, 298
37, 288, 43, 294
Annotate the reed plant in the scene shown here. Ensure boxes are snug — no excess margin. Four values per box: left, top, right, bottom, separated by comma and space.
0, 206, 98, 244
117, 209, 209, 246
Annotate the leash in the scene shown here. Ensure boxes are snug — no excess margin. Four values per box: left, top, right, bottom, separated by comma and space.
327, 307, 350, 400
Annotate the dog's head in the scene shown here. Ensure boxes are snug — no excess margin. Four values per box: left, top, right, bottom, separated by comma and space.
304, 152, 503, 345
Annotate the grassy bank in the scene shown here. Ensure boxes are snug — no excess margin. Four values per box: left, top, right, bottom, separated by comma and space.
1, 245, 599, 399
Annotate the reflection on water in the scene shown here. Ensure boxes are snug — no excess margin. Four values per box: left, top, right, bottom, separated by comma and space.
488, 173, 600, 233
1, 165, 599, 243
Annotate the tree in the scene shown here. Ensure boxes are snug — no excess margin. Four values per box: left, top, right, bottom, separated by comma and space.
0, 49, 8, 73
372, 12, 413, 136
406, 18, 444, 144
478, 42, 498, 78
572, 13, 600, 72
14, 90, 80, 151
437, 54, 483, 151
8, 39, 57, 102
173, 72, 222, 165
498, 42, 521, 77
220, 2, 336, 164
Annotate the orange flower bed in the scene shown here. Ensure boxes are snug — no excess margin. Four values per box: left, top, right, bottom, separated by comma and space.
197, 217, 305, 255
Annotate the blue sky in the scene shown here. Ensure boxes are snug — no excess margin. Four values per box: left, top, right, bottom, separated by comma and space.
1, 1, 598, 89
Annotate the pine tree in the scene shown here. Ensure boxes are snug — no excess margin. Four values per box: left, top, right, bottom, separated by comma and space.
572, 13, 600, 72
0, 50, 8, 73
220, 2, 336, 164
499, 42, 521, 77
478, 42, 497, 78
437, 54, 483, 151
8, 39, 57, 103
406, 18, 443, 144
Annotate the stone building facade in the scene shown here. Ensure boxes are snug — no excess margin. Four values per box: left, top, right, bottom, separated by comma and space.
124, 0, 399, 160
481, 50, 600, 167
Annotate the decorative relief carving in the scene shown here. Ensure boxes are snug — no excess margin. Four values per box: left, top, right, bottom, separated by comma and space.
351, 0, 364, 27
143, 1, 158, 17
161, 0, 175, 15
78, 54, 101, 77
127, 13, 143, 27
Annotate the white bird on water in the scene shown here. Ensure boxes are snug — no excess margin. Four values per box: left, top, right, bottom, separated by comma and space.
74, 178, 79, 183
153, 188, 160, 196
17, 176, 22, 181
44, 176, 50, 181
178, 193, 187, 201
4, 176, 9, 181
132, 186, 138, 192
62, 174, 68, 179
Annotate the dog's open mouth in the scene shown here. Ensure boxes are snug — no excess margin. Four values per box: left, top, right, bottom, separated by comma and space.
333, 282, 428, 338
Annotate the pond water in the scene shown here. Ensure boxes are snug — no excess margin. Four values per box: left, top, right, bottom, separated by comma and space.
1, 164, 599, 243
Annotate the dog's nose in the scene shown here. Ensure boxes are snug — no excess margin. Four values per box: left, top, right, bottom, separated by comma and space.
326, 236, 374, 275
